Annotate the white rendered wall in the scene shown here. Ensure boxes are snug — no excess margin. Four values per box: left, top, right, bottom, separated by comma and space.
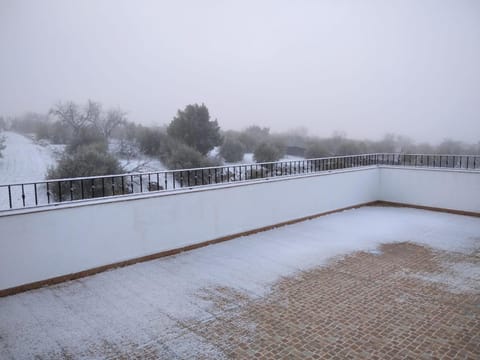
379, 167, 480, 213
0, 167, 379, 291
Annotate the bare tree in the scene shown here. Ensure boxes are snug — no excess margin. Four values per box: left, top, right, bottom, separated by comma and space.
50, 101, 87, 133
50, 100, 125, 139
83, 100, 102, 127
92, 108, 126, 138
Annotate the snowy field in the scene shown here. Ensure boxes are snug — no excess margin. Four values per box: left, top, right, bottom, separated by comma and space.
108, 139, 168, 173
0, 131, 59, 184
0, 132, 61, 210
0, 206, 479, 359
240, 152, 303, 164
209, 146, 305, 166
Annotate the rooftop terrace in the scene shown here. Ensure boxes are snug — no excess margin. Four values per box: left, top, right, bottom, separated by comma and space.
1, 206, 479, 359
0, 154, 479, 359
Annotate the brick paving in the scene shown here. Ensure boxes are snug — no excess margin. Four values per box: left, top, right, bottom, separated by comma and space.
184, 243, 480, 359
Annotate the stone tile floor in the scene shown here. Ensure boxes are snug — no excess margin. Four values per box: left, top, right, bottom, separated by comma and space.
183, 243, 479, 360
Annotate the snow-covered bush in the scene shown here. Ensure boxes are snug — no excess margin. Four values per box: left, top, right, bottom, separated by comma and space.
253, 142, 284, 163
47, 143, 123, 201
219, 137, 245, 163
165, 142, 218, 170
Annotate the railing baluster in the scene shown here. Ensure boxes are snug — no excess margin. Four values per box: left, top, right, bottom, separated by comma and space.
21, 184, 25, 207
8, 185, 12, 209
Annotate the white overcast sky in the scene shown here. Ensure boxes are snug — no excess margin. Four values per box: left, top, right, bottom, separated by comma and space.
0, 0, 479, 143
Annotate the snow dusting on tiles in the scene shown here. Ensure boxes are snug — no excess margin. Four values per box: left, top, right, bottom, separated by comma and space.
0, 207, 479, 359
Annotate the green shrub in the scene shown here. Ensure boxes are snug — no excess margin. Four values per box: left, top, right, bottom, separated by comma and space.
167, 104, 222, 155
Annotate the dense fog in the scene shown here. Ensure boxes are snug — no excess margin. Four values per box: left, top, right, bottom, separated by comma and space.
1, 0, 479, 143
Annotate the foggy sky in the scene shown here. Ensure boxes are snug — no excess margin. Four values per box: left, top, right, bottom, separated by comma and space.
1, 0, 479, 143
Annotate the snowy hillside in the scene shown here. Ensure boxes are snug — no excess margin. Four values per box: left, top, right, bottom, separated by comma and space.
0, 131, 60, 184
0, 133, 172, 185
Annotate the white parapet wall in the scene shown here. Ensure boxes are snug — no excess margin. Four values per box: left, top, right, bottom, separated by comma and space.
1, 166, 479, 293
379, 167, 480, 214
0, 167, 379, 292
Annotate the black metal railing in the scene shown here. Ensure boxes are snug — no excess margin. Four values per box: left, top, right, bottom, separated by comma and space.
1, 153, 479, 211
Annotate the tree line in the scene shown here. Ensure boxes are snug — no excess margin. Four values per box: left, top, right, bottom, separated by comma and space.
1, 102, 479, 181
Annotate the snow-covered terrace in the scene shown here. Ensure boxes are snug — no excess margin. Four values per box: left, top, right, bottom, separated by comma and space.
1, 207, 479, 359
0, 156, 479, 358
